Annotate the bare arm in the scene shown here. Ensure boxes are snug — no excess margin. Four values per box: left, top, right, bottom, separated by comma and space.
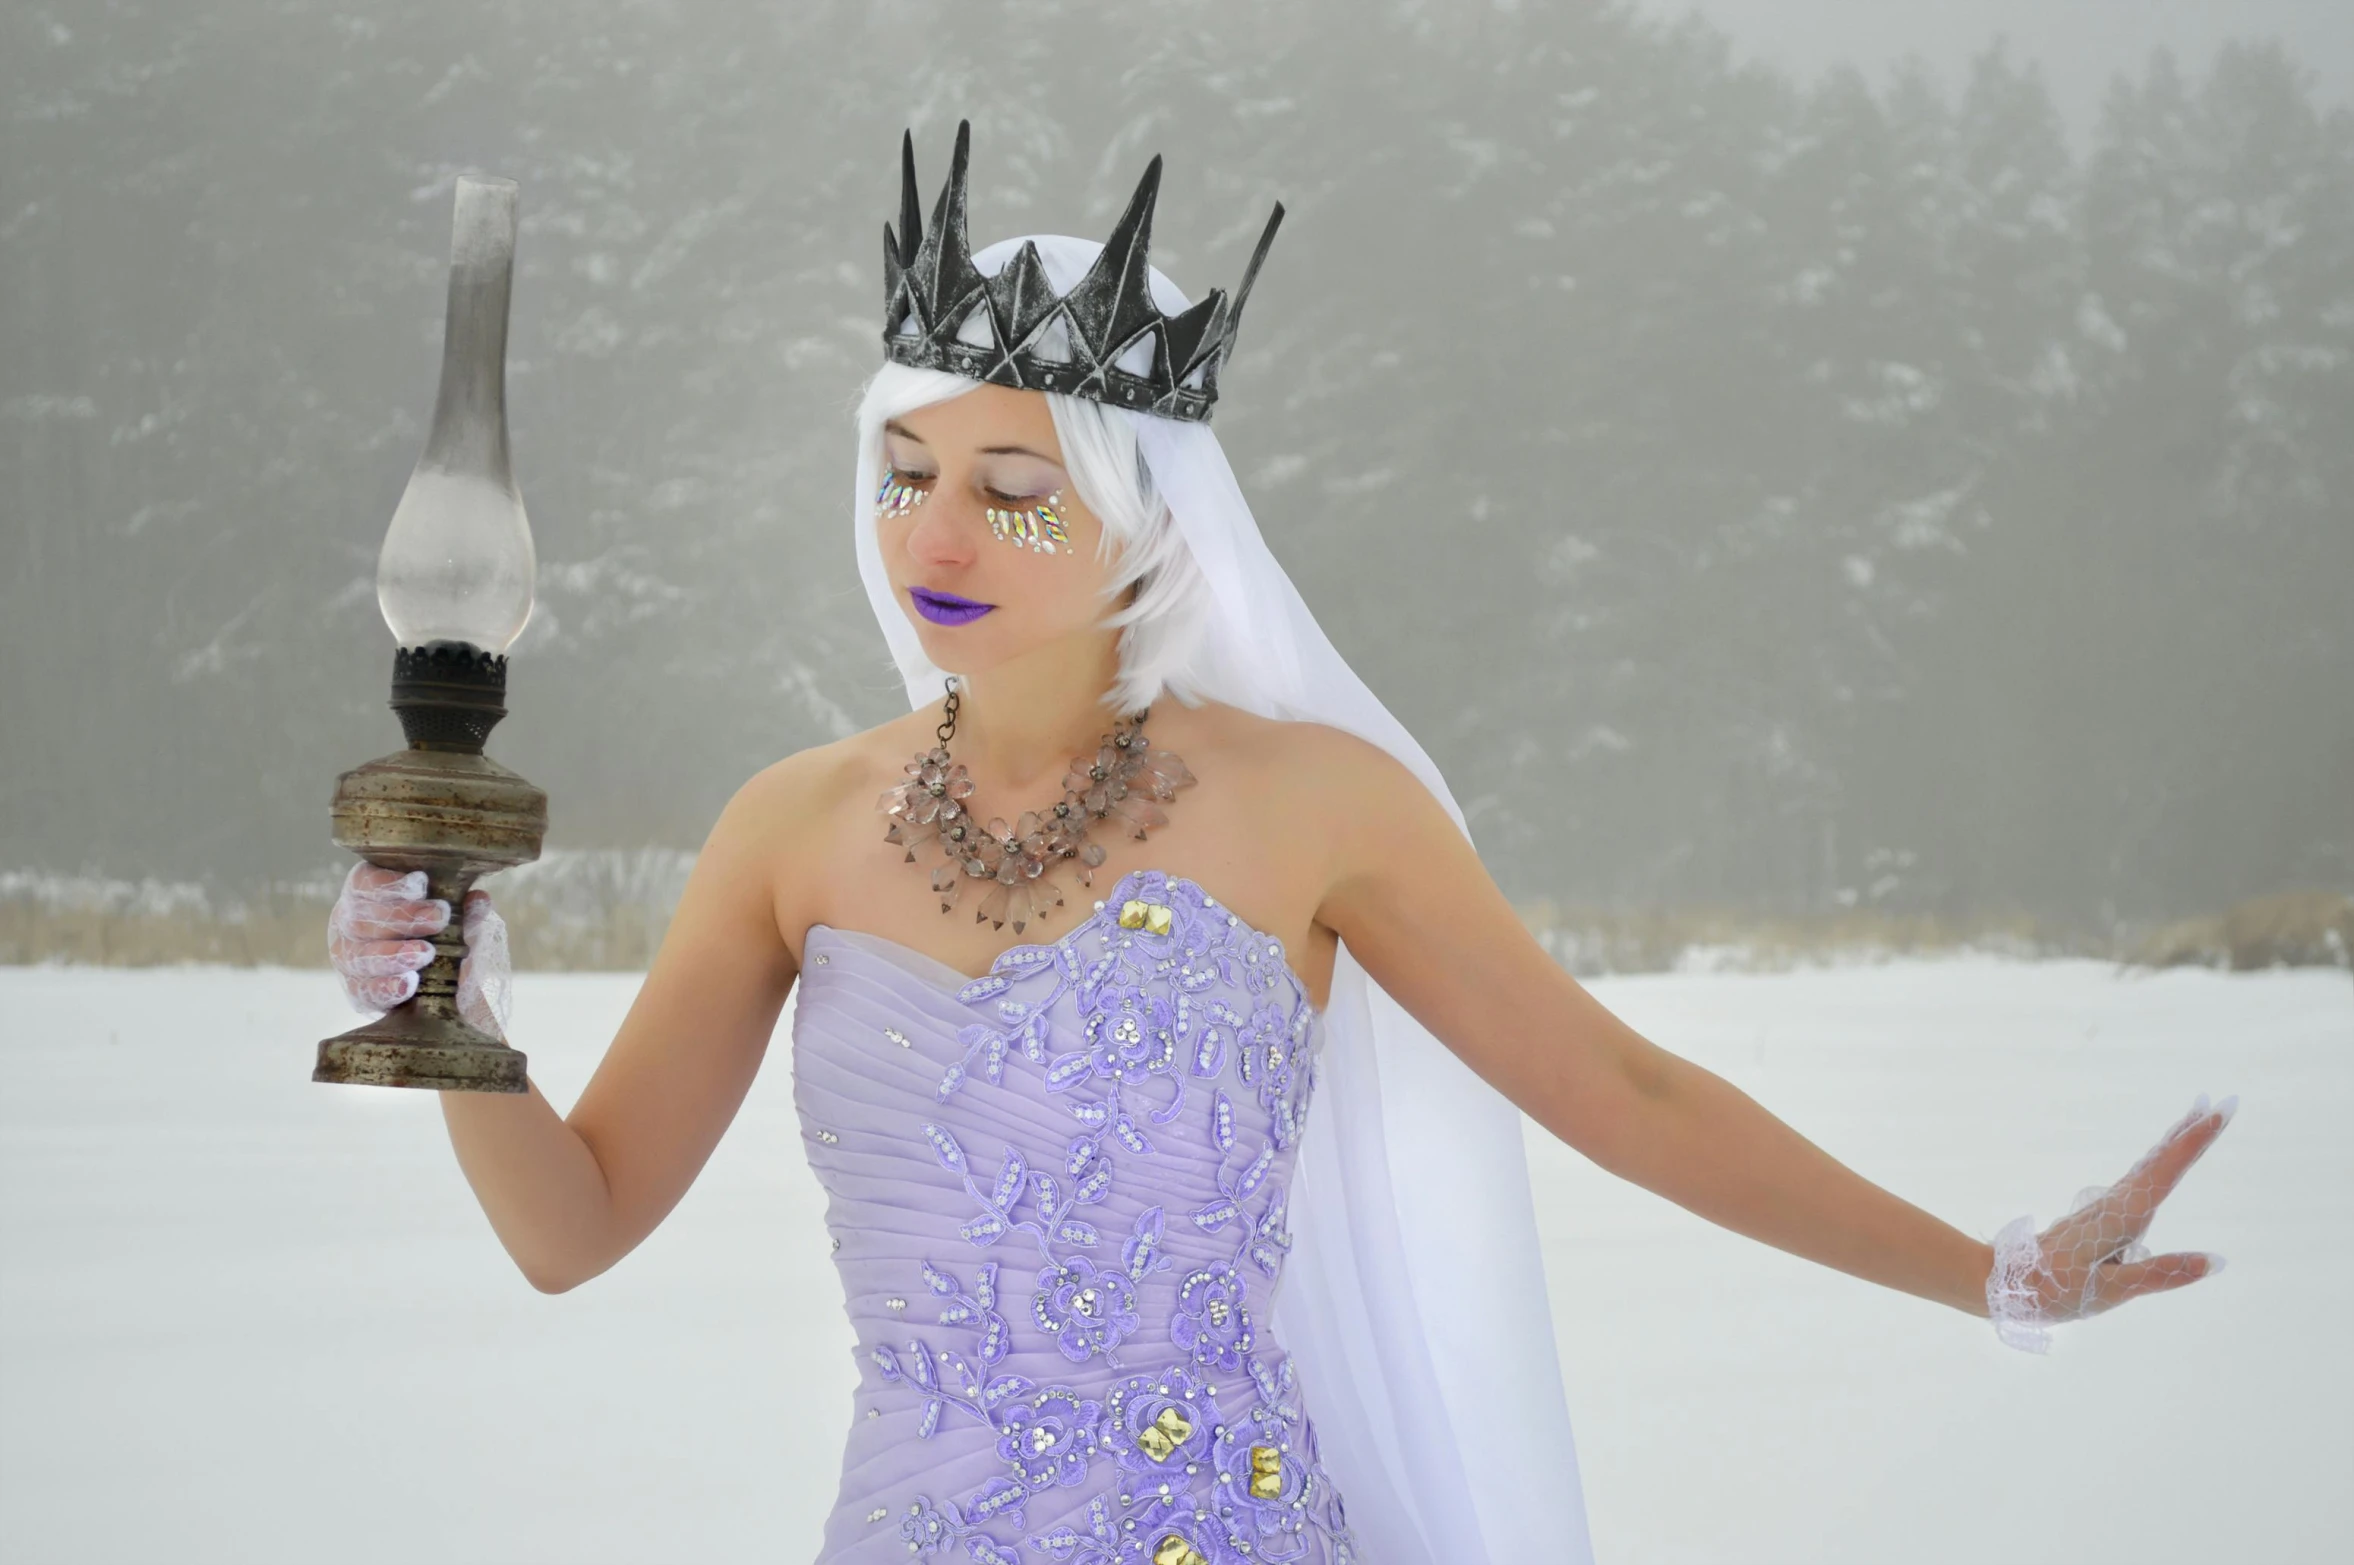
1307, 727, 1996, 1318
440, 756, 805, 1293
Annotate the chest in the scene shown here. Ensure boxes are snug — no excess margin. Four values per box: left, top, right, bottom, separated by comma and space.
792, 758, 1337, 1010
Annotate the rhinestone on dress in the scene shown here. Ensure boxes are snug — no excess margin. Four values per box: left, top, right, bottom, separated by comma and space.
803, 867, 1350, 1559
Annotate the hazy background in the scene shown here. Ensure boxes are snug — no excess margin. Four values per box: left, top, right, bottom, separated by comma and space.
5, 8, 2349, 1564
1637, 0, 2354, 141
4, 0, 2349, 948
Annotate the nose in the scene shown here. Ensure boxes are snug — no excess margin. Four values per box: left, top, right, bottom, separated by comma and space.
902, 489, 981, 569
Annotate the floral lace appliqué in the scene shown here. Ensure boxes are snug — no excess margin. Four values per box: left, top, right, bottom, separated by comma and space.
877, 870, 1355, 1563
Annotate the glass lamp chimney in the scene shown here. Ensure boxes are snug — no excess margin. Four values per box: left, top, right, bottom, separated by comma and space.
377, 174, 536, 653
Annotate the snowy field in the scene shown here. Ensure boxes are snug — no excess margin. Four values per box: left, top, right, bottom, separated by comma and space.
1, 958, 2346, 1565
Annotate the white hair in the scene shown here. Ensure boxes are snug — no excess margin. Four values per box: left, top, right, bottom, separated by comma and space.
850, 235, 1219, 720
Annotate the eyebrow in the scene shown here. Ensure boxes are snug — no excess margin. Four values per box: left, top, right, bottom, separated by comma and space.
884, 419, 1061, 465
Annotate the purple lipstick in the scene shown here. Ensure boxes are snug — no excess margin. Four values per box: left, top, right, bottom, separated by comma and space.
910, 585, 996, 626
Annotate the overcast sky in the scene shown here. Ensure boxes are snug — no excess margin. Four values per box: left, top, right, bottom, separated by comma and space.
1630, 0, 2352, 140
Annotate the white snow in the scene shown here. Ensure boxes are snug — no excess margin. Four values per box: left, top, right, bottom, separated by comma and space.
2, 958, 2345, 1563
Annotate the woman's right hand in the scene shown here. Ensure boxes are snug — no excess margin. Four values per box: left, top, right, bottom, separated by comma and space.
328, 862, 448, 1011
327, 862, 515, 1036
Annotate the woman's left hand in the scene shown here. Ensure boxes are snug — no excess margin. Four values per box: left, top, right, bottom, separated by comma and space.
1986, 1092, 2235, 1351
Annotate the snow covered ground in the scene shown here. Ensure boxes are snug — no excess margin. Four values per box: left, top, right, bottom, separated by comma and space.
1, 958, 2345, 1564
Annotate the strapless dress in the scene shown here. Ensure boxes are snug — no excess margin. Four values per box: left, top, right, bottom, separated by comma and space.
792, 867, 1359, 1564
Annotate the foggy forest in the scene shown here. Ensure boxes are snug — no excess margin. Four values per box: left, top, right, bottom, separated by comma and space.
4, 0, 2348, 965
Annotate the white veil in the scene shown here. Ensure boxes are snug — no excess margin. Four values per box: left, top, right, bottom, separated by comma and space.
849, 234, 1594, 1564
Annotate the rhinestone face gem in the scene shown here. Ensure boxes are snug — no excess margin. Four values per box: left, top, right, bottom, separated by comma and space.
986, 491, 1072, 555
875, 467, 929, 518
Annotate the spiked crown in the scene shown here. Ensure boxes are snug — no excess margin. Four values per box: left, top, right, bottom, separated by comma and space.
882, 120, 1284, 423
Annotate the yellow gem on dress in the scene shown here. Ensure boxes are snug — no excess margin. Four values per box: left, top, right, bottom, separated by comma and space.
1118, 898, 1174, 935
1152, 1537, 1207, 1565
1135, 1405, 1194, 1463
1248, 1444, 1282, 1500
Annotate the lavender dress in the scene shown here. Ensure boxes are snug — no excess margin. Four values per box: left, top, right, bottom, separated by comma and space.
792, 867, 1359, 1564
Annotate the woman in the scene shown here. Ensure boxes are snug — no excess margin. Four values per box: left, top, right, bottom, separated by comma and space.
327, 123, 2234, 1564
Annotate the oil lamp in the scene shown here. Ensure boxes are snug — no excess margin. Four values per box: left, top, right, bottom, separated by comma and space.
314, 174, 547, 1093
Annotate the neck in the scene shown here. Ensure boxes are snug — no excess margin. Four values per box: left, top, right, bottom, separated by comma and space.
947, 628, 1140, 797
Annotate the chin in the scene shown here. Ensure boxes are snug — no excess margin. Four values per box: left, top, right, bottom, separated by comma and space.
907, 615, 1003, 663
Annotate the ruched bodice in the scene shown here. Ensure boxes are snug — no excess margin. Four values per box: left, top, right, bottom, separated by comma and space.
792, 867, 1358, 1563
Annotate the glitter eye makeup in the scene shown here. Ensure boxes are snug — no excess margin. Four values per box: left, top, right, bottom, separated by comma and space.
873, 429, 1075, 558
986, 490, 1072, 556
875, 466, 930, 518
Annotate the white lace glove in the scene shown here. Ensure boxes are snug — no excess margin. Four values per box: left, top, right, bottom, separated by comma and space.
1985, 1091, 2235, 1352
326, 861, 513, 1039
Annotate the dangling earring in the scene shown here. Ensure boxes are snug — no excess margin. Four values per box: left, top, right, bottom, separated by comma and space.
876, 467, 928, 519
987, 491, 1073, 556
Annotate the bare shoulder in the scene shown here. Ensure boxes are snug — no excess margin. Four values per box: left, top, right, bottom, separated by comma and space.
718, 711, 928, 850
712, 709, 942, 932
1164, 698, 1439, 889
1186, 700, 1426, 814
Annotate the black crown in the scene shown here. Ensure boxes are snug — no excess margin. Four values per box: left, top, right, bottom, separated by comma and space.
882, 120, 1284, 423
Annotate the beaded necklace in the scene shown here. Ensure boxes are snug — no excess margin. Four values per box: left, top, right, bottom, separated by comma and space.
879, 674, 1196, 933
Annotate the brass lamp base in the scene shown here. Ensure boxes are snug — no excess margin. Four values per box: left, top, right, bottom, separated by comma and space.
317, 989, 526, 1091
315, 642, 547, 1093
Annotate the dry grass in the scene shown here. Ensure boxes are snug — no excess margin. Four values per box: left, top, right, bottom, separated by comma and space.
6, 863, 2348, 979
1516, 888, 2354, 978
0, 851, 693, 971
1511, 898, 2097, 977
2118, 888, 2354, 974
0, 890, 332, 967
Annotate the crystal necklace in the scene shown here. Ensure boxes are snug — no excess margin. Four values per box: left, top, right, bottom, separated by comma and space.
879, 674, 1196, 934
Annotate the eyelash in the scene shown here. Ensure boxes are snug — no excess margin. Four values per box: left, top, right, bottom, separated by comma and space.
885, 464, 1042, 505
